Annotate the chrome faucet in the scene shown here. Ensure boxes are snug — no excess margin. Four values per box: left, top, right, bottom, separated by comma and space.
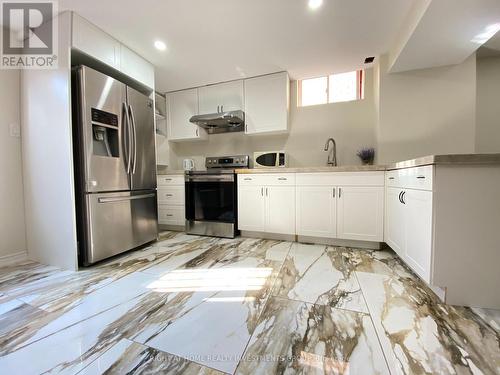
324, 138, 337, 166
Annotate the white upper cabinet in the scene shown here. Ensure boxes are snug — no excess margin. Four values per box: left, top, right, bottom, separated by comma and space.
120, 46, 155, 89
167, 89, 207, 142
337, 186, 384, 242
244, 72, 290, 135
72, 13, 121, 70
198, 80, 244, 114
71, 13, 154, 89
296, 186, 336, 238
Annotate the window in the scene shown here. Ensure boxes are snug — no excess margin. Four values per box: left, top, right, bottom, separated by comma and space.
298, 70, 364, 107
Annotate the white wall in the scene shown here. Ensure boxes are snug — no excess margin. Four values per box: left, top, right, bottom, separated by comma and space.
376, 54, 477, 164
170, 69, 377, 169
22, 12, 79, 270
476, 55, 500, 153
0, 69, 27, 264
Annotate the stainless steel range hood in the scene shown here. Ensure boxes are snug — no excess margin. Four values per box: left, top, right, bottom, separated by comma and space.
189, 110, 245, 134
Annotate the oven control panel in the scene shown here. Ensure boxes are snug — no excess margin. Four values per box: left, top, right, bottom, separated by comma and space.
206, 155, 249, 169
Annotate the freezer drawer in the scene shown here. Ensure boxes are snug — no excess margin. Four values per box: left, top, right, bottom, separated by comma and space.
83, 191, 158, 264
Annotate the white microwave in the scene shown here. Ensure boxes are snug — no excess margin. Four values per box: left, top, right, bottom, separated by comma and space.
253, 151, 288, 168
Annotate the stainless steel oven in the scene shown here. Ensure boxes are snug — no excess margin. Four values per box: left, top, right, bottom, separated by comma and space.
185, 155, 249, 238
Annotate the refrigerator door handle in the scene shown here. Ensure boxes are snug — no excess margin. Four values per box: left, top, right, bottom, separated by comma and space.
98, 193, 155, 204
122, 102, 132, 174
128, 104, 137, 174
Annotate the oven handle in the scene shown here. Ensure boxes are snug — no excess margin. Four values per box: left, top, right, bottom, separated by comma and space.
186, 175, 235, 182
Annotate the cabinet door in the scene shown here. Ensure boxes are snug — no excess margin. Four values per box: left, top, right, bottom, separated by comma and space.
238, 185, 265, 232
296, 186, 336, 237
337, 186, 384, 242
198, 80, 244, 114
245, 72, 289, 135
120, 46, 155, 89
384, 187, 405, 257
404, 190, 433, 282
265, 186, 295, 235
72, 13, 120, 70
167, 89, 206, 141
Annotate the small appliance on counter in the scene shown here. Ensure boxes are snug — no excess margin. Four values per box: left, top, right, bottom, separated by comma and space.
185, 155, 249, 238
183, 159, 195, 171
253, 151, 287, 168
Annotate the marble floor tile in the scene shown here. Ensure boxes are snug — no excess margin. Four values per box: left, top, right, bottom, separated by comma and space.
471, 307, 500, 332
0, 272, 157, 355
77, 338, 225, 375
357, 271, 500, 375
236, 296, 389, 375
272, 243, 368, 313
0, 296, 143, 375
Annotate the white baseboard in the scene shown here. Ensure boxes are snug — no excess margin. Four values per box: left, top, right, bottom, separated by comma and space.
0, 251, 28, 267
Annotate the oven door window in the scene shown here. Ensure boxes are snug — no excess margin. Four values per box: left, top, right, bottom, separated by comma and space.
186, 181, 235, 222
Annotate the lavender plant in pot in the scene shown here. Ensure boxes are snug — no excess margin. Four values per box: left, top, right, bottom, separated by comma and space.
357, 147, 375, 165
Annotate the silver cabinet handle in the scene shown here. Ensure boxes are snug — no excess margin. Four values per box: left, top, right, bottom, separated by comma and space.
164, 178, 172, 181
165, 194, 173, 197
217, 105, 220, 113
195, 128, 199, 137
416, 176, 426, 179
99, 193, 155, 203
388, 177, 395, 180
266, 188, 268, 196
244, 177, 252, 181
333, 188, 336, 198
221, 105, 224, 113
338, 187, 342, 198
261, 187, 263, 196
278, 177, 287, 181
166, 214, 174, 217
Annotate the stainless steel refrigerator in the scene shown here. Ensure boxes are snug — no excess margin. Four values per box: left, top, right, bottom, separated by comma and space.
72, 65, 158, 265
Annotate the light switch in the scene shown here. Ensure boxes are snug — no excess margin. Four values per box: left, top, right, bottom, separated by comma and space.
9, 123, 20, 138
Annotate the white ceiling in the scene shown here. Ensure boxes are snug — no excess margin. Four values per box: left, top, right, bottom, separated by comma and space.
58, 0, 415, 92
389, 0, 500, 72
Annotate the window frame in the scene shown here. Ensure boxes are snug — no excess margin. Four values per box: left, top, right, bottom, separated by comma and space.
297, 70, 364, 107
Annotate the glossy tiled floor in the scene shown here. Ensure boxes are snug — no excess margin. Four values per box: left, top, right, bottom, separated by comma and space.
0, 232, 498, 374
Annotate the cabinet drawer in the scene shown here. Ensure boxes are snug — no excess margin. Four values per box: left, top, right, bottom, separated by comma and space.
387, 166, 433, 191
158, 186, 185, 205
158, 205, 185, 225
296, 172, 384, 187
238, 173, 295, 186
157, 175, 185, 186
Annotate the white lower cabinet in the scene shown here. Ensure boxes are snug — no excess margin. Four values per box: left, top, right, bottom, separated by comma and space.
337, 186, 384, 242
265, 186, 296, 235
385, 168, 433, 283
296, 186, 336, 237
157, 175, 185, 227
237, 175, 295, 235
384, 187, 405, 257
237, 185, 266, 232
404, 189, 433, 282
239, 172, 384, 241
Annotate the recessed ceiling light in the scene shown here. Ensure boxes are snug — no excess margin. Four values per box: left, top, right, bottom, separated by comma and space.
308, 0, 323, 10
154, 40, 166, 51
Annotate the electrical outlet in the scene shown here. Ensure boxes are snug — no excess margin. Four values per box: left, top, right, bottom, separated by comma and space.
9, 123, 20, 138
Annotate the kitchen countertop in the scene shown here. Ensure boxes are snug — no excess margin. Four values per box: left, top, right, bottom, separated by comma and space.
157, 170, 186, 175
235, 165, 386, 173
387, 153, 500, 170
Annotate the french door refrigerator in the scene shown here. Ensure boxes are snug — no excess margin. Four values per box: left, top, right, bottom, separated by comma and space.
72, 65, 158, 265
